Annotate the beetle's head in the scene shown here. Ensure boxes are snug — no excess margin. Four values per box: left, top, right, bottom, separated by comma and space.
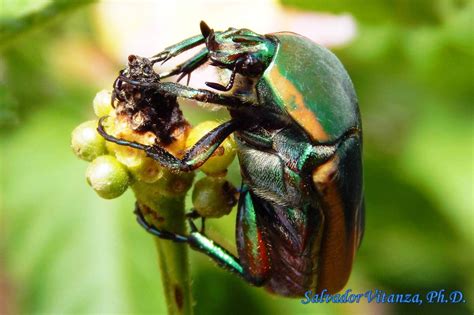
200, 21, 275, 78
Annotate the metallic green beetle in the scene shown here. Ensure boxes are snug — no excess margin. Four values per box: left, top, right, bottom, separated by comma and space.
99, 21, 365, 297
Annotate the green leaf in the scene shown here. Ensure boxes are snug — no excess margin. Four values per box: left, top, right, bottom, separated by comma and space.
0, 0, 96, 48
1, 0, 51, 19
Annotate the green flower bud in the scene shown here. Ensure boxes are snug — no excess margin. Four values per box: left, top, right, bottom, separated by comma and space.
86, 155, 130, 199
192, 176, 237, 218
93, 90, 113, 117
155, 170, 195, 197
185, 121, 237, 176
71, 120, 107, 161
128, 157, 163, 183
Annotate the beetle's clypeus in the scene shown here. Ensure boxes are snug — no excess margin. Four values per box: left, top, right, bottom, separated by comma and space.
98, 21, 365, 297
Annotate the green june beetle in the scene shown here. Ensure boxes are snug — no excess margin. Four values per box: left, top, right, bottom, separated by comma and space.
98, 21, 365, 297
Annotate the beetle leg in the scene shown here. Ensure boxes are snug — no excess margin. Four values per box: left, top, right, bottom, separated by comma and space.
205, 69, 236, 91
205, 58, 243, 91
118, 77, 253, 109
235, 185, 271, 284
150, 22, 238, 64
185, 209, 206, 233
185, 190, 269, 286
98, 117, 240, 172
134, 203, 265, 286
159, 48, 209, 81
150, 34, 206, 65
186, 230, 268, 285
185, 209, 201, 220
134, 203, 188, 243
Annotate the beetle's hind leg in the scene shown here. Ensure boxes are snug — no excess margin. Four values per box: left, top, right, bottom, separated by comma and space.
134, 203, 188, 243
134, 203, 266, 287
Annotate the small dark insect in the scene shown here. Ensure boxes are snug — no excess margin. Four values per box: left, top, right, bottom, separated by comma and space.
98, 21, 364, 297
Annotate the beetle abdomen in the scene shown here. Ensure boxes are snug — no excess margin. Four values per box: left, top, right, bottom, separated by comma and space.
259, 33, 360, 143
247, 193, 324, 297
266, 204, 323, 297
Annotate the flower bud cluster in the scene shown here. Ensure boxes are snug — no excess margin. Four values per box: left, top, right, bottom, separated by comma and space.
72, 90, 238, 217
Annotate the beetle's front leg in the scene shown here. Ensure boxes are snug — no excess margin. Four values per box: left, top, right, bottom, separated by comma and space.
150, 22, 237, 64
150, 34, 205, 64
98, 118, 240, 172
159, 48, 209, 83
119, 77, 254, 109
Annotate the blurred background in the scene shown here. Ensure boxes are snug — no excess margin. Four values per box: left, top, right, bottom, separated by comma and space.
1, 0, 473, 314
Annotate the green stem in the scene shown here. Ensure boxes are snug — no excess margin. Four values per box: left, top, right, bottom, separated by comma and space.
132, 172, 194, 315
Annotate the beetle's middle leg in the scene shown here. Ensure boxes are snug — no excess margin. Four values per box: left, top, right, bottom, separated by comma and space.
185, 210, 206, 234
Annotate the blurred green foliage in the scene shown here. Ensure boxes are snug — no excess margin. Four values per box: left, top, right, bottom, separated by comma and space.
1, 0, 473, 314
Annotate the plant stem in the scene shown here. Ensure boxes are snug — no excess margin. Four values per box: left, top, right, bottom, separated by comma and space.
132, 176, 194, 315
